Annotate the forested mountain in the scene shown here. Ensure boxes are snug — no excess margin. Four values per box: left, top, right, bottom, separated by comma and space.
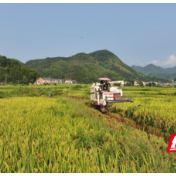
26, 50, 169, 83
0, 55, 40, 84
132, 64, 176, 80
148, 72, 176, 80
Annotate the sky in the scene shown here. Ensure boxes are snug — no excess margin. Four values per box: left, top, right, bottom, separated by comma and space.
0, 3, 176, 68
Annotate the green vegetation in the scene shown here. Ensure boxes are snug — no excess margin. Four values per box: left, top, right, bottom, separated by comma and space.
132, 64, 176, 80
26, 50, 169, 83
136, 80, 143, 86
146, 82, 156, 87
0, 55, 40, 84
0, 84, 176, 173
148, 72, 176, 80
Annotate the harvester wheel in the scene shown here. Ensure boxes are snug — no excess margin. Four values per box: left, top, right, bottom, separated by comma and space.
100, 105, 107, 113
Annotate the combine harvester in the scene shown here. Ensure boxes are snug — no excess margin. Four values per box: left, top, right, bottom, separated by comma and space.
90, 78, 133, 112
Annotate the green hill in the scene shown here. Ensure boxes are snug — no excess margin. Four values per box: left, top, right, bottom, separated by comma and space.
0, 55, 40, 84
26, 50, 169, 83
148, 72, 176, 80
132, 64, 176, 80
131, 64, 166, 75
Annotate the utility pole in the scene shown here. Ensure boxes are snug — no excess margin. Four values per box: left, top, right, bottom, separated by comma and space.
65, 74, 73, 89
5, 74, 7, 84
172, 79, 174, 96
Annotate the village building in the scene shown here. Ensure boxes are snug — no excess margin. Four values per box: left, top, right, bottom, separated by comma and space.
65, 80, 72, 84
134, 81, 140, 86
110, 80, 124, 86
0, 81, 6, 85
34, 78, 62, 85
145, 82, 150, 85
124, 81, 132, 86
172, 81, 176, 86
142, 81, 146, 86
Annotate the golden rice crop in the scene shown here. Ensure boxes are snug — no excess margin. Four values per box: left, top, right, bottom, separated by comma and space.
0, 96, 175, 173
0, 85, 176, 172
112, 87, 176, 138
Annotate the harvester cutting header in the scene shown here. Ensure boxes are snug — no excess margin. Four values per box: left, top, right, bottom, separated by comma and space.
90, 78, 133, 112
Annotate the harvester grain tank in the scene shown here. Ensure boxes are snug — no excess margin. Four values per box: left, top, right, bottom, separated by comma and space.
90, 78, 133, 112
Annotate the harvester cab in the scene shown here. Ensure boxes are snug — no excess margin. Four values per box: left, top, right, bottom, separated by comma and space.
90, 78, 133, 113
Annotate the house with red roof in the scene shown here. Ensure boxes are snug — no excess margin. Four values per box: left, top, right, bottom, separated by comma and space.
0, 81, 6, 84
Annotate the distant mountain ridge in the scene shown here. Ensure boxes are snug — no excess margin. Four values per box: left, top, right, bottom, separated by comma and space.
132, 64, 176, 74
131, 64, 176, 80
26, 50, 169, 83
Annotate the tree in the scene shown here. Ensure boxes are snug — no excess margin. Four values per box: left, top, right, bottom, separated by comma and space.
22, 76, 28, 84
147, 82, 156, 87
115, 83, 121, 86
0, 55, 40, 84
137, 80, 143, 86
125, 80, 134, 86
152, 82, 156, 86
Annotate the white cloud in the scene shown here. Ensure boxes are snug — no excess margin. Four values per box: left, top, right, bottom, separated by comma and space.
162, 55, 176, 66
151, 60, 159, 65
149, 55, 176, 67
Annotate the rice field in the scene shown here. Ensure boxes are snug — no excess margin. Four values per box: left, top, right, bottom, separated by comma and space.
111, 87, 176, 140
0, 84, 176, 173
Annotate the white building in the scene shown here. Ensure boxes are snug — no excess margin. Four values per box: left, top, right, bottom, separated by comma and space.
65, 80, 73, 84
110, 80, 124, 86
34, 78, 62, 85
134, 81, 139, 86
142, 81, 146, 86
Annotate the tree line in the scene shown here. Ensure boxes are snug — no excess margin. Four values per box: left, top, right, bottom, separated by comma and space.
0, 55, 40, 84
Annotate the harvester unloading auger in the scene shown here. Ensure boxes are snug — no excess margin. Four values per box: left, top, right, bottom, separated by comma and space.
90, 78, 133, 113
